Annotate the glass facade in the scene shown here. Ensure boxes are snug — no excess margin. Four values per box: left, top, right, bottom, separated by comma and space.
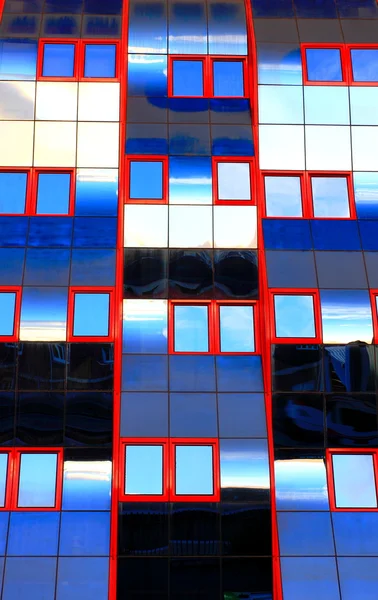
0, 0, 376, 598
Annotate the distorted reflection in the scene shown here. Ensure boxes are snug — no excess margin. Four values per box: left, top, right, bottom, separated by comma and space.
320, 290, 373, 344
275, 455, 329, 510
123, 299, 167, 353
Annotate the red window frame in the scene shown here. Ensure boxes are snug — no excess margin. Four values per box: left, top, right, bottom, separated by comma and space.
168, 300, 259, 355
37, 39, 120, 82
0, 168, 31, 217
348, 44, 378, 87
124, 156, 168, 204
301, 43, 348, 86
30, 168, 76, 216
326, 449, 378, 512
213, 157, 256, 205
67, 286, 115, 342
168, 55, 248, 99
269, 289, 322, 344
369, 290, 378, 343
120, 438, 220, 503
0, 448, 63, 511
261, 171, 306, 219
0, 286, 22, 342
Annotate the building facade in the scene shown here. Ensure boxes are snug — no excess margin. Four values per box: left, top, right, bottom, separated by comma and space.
0, 0, 376, 598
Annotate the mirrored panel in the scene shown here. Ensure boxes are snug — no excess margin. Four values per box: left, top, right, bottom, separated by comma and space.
220, 439, 270, 502
332, 454, 377, 508
175, 445, 213, 495
18, 453, 57, 508
125, 445, 163, 495
20, 287, 68, 342
169, 156, 212, 204
174, 304, 209, 352
75, 169, 118, 217
219, 305, 254, 352
62, 458, 111, 510
214, 206, 257, 248
320, 290, 373, 344
123, 299, 167, 353
169, 206, 212, 248
275, 453, 329, 510
124, 205, 168, 247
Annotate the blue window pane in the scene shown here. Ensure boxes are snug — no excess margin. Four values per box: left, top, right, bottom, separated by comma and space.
42, 43, 75, 77
70, 249, 115, 287
122, 355, 168, 391
169, 355, 216, 391
7, 512, 59, 556
258, 43, 302, 86
62, 459, 111, 510
218, 393, 267, 437
351, 49, 378, 82
0, 454, 8, 507
278, 512, 335, 556
84, 44, 116, 78
3, 557, 56, 600
37, 173, 71, 215
130, 161, 163, 199
281, 557, 340, 600
274, 295, 315, 338
0, 513, 8, 555
213, 61, 244, 97
219, 305, 254, 352
59, 512, 110, 556
75, 169, 118, 217
122, 300, 167, 353
125, 445, 163, 495
338, 557, 378, 600
0, 172, 27, 214
73, 293, 110, 337
0, 293, 16, 336
306, 48, 342, 82
174, 305, 208, 352
0, 41, 37, 81
265, 176, 302, 217
216, 355, 263, 392
332, 454, 377, 508
170, 393, 217, 437
354, 172, 378, 219
175, 445, 213, 495
18, 454, 57, 508
56, 557, 108, 600
312, 176, 350, 218
121, 392, 168, 437
173, 60, 203, 96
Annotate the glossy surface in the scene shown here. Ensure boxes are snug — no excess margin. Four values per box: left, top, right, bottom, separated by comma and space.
174, 304, 208, 352
73, 293, 110, 337
125, 445, 163, 495
274, 295, 316, 338
175, 445, 213, 495
18, 453, 57, 507
332, 454, 377, 508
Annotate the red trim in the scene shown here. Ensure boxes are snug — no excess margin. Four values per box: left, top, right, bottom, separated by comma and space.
67, 287, 115, 342
124, 156, 168, 204
0, 451, 12, 511
0, 0, 5, 22
348, 44, 378, 86
301, 43, 348, 86
269, 289, 322, 344
170, 438, 220, 502
326, 449, 378, 511
30, 168, 75, 216
81, 41, 121, 82
260, 170, 305, 218
370, 290, 378, 343
0, 286, 22, 342
0, 168, 31, 217
212, 157, 256, 205
210, 56, 249, 98
119, 438, 169, 502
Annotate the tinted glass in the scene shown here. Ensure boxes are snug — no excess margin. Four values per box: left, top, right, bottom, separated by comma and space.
84, 44, 116, 78
130, 161, 163, 200
219, 305, 254, 352
213, 61, 244, 97
125, 445, 163, 495
0, 293, 16, 336
0, 173, 27, 214
123, 299, 167, 353
43, 44, 75, 77
62, 458, 111, 510
0, 454, 7, 507
218, 163, 250, 201
274, 295, 315, 338
306, 48, 342, 82
333, 454, 377, 508
173, 60, 203, 96
174, 305, 208, 352
265, 176, 302, 217
37, 173, 71, 215
18, 453, 57, 507
312, 176, 349, 218
73, 293, 110, 337
175, 445, 213, 495
351, 49, 378, 82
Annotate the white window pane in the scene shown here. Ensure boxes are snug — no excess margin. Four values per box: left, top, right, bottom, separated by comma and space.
333, 454, 377, 508
259, 125, 305, 170
36, 82, 78, 121
217, 162, 251, 200
77, 122, 119, 168
169, 206, 212, 248
18, 453, 58, 507
305, 125, 351, 170
220, 305, 254, 352
125, 445, 163, 495
214, 206, 257, 248
274, 295, 315, 338
124, 205, 168, 247
312, 177, 350, 218
78, 82, 120, 121
34, 121, 76, 167
175, 445, 213, 495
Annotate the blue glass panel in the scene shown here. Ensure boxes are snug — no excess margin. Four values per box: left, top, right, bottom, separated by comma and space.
84, 44, 116, 78
121, 392, 168, 436
175, 445, 213, 495
306, 48, 342, 82
74, 293, 110, 337
275, 452, 329, 510
274, 295, 315, 338
0, 249, 25, 285
122, 355, 168, 391
354, 172, 378, 219
126, 123, 168, 155
62, 458, 111, 510
84, 0, 122, 15
316, 251, 367, 289
75, 169, 118, 217
336, 0, 378, 17
211, 124, 254, 156
36, 173, 70, 215
82, 15, 122, 37
42, 14, 80, 36
73, 217, 117, 248
263, 219, 312, 250
220, 439, 269, 502
311, 220, 361, 251
170, 123, 211, 155
56, 557, 108, 600
208, 0, 247, 55
174, 305, 208, 352
71, 249, 116, 286
2, 557, 56, 600
216, 355, 263, 392
130, 161, 163, 199
333, 454, 376, 508
210, 98, 250, 124
24, 249, 70, 285
125, 445, 163, 495
18, 453, 57, 507
42, 43, 75, 77
218, 393, 266, 437
338, 557, 378, 600
128, 0, 167, 54
295, 0, 337, 16
351, 49, 378, 82
28, 218, 73, 248
281, 557, 340, 600
59, 512, 110, 556
266, 250, 316, 288
0, 172, 27, 214
265, 176, 302, 217
122, 300, 167, 353
359, 220, 378, 250
169, 156, 212, 204
278, 512, 334, 555
0, 454, 8, 507
173, 60, 203, 96
7, 512, 59, 556
170, 393, 217, 437
333, 512, 378, 555
219, 305, 254, 352
0, 216, 28, 247
0, 293, 16, 336
257, 43, 302, 85
20, 287, 68, 341
169, 355, 216, 392
128, 55, 167, 96
0, 513, 9, 555
0, 41, 37, 80
312, 176, 350, 217
169, 0, 206, 54
252, 0, 294, 16
320, 290, 373, 345
213, 61, 244, 97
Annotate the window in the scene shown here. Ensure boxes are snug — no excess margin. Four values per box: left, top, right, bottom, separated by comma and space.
126, 157, 167, 203
0, 288, 21, 341
120, 439, 219, 502
173, 304, 209, 353
212, 60, 245, 97
38, 40, 118, 80
350, 48, 378, 83
0, 171, 28, 214
34, 170, 74, 215
271, 290, 320, 342
69, 288, 114, 341
369, 291, 378, 343
83, 43, 117, 79
0, 449, 63, 510
264, 174, 303, 217
214, 159, 254, 204
42, 42, 76, 78
169, 56, 247, 98
302, 45, 345, 84
310, 175, 352, 218
327, 450, 378, 510
219, 305, 255, 352
172, 59, 204, 96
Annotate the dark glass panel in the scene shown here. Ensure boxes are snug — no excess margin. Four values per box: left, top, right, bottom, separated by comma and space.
169, 355, 216, 392
168, 249, 213, 298
65, 392, 112, 446
118, 503, 169, 556
222, 558, 273, 598
0, 344, 16, 391
170, 558, 220, 600
123, 248, 168, 299
326, 394, 378, 447
117, 558, 168, 597
272, 344, 324, 392
0, 392, 15, 446
222, 505, 271, 556
272, 393, 325, 448
67, 343, 113, 391
18, 343, 66, 391
15, 392, 64, 446
170, 504, 220, 556
214, 250, 258, 299
324, 343, 375, 393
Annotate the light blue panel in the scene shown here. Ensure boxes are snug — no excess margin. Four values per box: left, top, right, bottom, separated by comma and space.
0, 172, 27, 214
170, 392, 217, 437
281, 557, 340, 600
174, 304, 209, 352
125, 445, 163, 495
122, 355, 168, 391
259, 85, 304, 124
333, 512, 378, 556
128, 0, 167, 54
37, 173, 70, 215
354, 172, 378, 218
7, 512, 59, 556
0, 293, 16, 336
175, 445, 213, 495
169, 0, 207, 54
213, 61, 244, 97
0, 41, 37, 80
208, 0, 247, 55
338, 557, 378, 600
169, 156, 212, 204
216, 355, 263, 392
320, 290, 373, 345
18, 453, 57, 508
306, 48, 342, 82
219, 305, 254, 352
351, 49, 378, 82
0, 248, 25, 285
304, 86, 350, 125
56, 557, 108, 600
218, 393, 267, 437
173, 60, 203, 96
62, 459, 111, 510
123, 300, 167, 353
20, 287, 68, 341
274, 295, 315, 338
265, 175, 302, 217
312, 176, 350, 218
73, 293, 110, 337
130, 161, 163, 199
278, 512, 335, 556
3, 557, 57, 600
332, 454, 376, 508
257, 43, 302, 85
220, 439, 269, 495
75, 169, 118, 217
127, 54, 167, 96
121, 392, 168, 437
59, 512, 110, 556
350, 87, 378, 125
275, 454, 329, 510
0, 512, 8, 554
70, 249, 115, 287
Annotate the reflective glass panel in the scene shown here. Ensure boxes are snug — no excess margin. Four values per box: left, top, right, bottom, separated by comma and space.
122, 299, 167, 353
332, 454, 377, 508
62, 459, 111, 510
0, 173, 27, 214
351, 126, 378, 171
274, 295, 315, 338
213, 61, 244, 97
42, 44, 75, 77
214, 206, 257, 248
173, 60, 203, 96
169, 0, 207, 54
259, 84, 304, 124
321, 290, 373, 344
265, 176, 302, 217
0, 293, 16, 336
275, 455, 329, 510
169, 156, 212, 204
19, 287, 68, 342
125, 445, 163, 495
304, 86, 350, 125
311, 176, 350, 218
175, 445, 213, 495
351, 49, 378, 82
124, 205, 168, 247
84, 44, 116, 78
73, 293, 110, 337
219, 305, 254, 352
18, 453, 57, 507
75, 169, 118, 217
218, 163, 250, 200
0, 454, 7, 507
174, 304, 208, 352
220, 438, 270, 501
130, 161, 163, 200
305, 48, 342, 82
36, 173, 70, 215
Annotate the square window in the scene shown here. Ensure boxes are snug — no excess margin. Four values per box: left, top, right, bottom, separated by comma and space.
172, 60, 204, 96
0, 292, 17, 337
174, 444, 214, 496
274, 294, 316, 339
173, 304, 209, 352
332, 453, 377, 509
129, 161, 163, 200
42, 44, 75, 78
18, 453, 58, 508
213, 61, 244, 97
217, 162, 251, 201
124, 444, 164, 496
84, 44, 116, 78
305, 48, 343, 82
311, 176, 350, 218
264, 175, 302, 217
36, 173, 71, 215
351, 49, 378, 83
0, 454, 8, 508
219, 305, 255, 353
0, 172, 28, 215
73, 292, 110, 338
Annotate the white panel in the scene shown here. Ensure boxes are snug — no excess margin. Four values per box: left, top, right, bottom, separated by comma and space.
214, 205, 257, 248
351, 126, 378, 170
169, 206, 212, 248
305, 125, 352, 170
258, 85, 304, 124
78, 82, 120, 121
0, 121, 34, 166
0, 82, 35, 120
34, 121, 77, 167
259, 125, 305, 170
124, 205, 168, 247
304, 86, 350, 125
36, 82, 78, 121
77, 122, 119, 168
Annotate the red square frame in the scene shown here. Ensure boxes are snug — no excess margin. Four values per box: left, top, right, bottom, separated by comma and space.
0, 286, 22, 342
119, 438, 169, 502
168, 300, 215, 355
0, 168, 31, 216
260, 170, 306, 218
210, 56, 249, 98
301, 43, 348, 86
168, 55, 208, 98
348, 44, 378, 87
67, 286, 115, 342
307, 171, 356, 220
269, 289, 322, 344
124, 156, 168, 204
213, 157, 256, 205
170, 438, 220, 502
214, 301, 259, 355
30, 168, 76, 216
